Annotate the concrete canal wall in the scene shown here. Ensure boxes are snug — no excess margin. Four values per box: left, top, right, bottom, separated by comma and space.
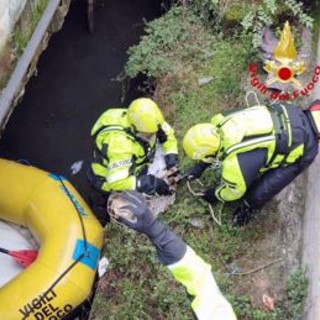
0, 0, 71, 132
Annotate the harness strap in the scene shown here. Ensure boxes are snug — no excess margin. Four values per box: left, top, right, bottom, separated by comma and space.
93, 125, 135, 139
267, 105, 291, 167
221, 105, 294, 168
94, 143, 109, 164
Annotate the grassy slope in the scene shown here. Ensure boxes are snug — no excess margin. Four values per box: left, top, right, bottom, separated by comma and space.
90, 3, 314, 319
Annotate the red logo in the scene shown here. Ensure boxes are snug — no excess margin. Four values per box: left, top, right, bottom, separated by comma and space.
249, 22, 319, 101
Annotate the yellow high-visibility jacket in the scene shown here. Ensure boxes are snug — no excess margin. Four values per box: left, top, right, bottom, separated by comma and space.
90, 108, 178, 192
211, 104, 305, 202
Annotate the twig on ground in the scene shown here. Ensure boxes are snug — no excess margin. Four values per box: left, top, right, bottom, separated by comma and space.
231, 258, 283, 276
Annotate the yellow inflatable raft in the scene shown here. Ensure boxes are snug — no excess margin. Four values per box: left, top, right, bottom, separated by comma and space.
0, 158, 104, 319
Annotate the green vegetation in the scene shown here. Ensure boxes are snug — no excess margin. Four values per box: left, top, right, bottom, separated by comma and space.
228, 267, 308, 319
285, 267, 309, 320
241, 0, 314, 48
92, 1, 315, 319
125, 7, 218, 79
13, 0, 49, 56
0, 0, 49, 90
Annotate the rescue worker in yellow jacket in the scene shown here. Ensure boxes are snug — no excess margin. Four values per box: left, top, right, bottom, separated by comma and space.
88, 98, 179, 198
182, 101, 320, 224
108, 190, 237, 320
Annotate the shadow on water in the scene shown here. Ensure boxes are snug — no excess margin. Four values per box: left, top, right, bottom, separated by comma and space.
0, 0, 161, 199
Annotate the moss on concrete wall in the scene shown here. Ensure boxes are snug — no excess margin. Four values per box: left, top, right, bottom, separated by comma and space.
0, 0, 48, 90
0, 0, 71, 94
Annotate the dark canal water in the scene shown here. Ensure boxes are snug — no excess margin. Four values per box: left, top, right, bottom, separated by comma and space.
0, 0, 161, 201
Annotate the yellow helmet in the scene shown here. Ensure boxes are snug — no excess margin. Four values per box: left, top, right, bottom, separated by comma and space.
127, 98, 165, 133
183, 123, 220, 162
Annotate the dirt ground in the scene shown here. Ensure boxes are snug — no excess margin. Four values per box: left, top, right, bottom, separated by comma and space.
235, 174, 307, 309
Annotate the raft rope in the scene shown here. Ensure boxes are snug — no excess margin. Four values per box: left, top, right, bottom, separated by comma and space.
16, 159, 32, 166
57, 175, 88, 250
31, 175, 92, 314
40, 254, 86, 297
56, 175, 99, 316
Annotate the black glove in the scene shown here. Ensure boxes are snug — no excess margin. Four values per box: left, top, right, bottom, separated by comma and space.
113, 191, 161, 235
87, 167, 105, 191
201, 188, 218, 205
136, 174, 172, 196
183, 161, 210, 180
233, 202, 252, 226
164, 153, 179, 170
114, 191, 187, 265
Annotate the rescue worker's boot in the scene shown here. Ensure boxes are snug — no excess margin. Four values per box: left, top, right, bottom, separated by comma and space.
232, 201, 252, 226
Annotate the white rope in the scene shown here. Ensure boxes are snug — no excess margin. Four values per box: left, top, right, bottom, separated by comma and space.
208, 204, 222, 226
245, 90, 261, 108
186, 182, 223, 226
210, 159, 221, 171
186, 180, 205, 196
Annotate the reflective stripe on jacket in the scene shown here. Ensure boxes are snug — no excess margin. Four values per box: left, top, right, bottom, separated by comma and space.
90, 108, 178, 192
212, 104, 306, 202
